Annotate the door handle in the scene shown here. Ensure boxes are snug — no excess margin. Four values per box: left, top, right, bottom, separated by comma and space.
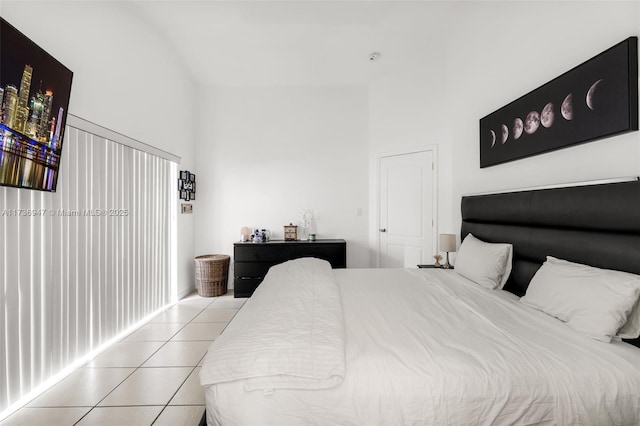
379, 228, 387, 232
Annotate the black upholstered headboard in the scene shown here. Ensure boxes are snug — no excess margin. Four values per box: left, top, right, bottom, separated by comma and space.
461, 178, 640, 347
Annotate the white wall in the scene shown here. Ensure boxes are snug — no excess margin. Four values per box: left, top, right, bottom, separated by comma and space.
3, 1, 637, 286
367, 31, 455, 264
195, 86, 370, 271
363, 0, 639, 260
444, 1, 640, 235
193, 1, 640, 269
1, 1, 198, 296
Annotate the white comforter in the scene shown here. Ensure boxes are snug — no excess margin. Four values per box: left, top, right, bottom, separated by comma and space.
200, 258, 345, 392
201, 262, 640, 425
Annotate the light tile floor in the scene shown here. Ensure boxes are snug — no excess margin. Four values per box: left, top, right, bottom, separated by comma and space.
1, 291, 245, 426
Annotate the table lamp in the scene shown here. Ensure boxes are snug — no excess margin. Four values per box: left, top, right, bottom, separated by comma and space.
439, 234, 457, 269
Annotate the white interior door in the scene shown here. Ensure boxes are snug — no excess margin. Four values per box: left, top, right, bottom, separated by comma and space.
378, 150, 435, 268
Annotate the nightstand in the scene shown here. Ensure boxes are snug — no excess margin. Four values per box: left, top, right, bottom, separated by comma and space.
417, 264, 454, 269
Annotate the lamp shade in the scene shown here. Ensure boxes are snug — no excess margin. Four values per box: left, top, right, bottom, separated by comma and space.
439, 234, 457, 252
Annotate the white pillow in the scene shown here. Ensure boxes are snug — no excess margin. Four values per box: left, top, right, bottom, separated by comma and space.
521, 256, 640, 342
545, 257, 640, 340
619, 297, 640, 339
454, 234, 513, 290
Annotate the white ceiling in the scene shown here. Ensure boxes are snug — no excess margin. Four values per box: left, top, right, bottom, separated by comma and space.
127, 1, 458, 86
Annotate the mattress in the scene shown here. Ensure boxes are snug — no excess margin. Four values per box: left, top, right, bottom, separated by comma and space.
200, 260, 640, 425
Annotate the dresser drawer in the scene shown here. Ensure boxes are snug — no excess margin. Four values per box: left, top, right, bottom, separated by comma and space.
234, 261, 280, 278
234, 277, 262, 298
291, 245, 346, 268
234, 245, 289, 262
233, 239, 346, 298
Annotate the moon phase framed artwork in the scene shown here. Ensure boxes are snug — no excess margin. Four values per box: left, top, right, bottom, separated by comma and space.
479, 37, 638, 168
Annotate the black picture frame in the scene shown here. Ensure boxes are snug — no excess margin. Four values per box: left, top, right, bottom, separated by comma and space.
178, 170, 196, 201
0, 18, 74, 192
479, 37, 638, 168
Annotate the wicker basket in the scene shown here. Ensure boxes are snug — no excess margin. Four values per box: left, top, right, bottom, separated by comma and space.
194, 254, 230, 297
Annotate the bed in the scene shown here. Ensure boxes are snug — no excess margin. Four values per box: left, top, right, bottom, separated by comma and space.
200, 179, 640, 425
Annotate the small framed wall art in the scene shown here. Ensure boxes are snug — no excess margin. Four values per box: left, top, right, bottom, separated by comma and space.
178, 170, 196, 201
479, 37, 638, 168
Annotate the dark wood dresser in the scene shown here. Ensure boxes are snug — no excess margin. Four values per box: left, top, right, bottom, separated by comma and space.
233, 239, 346, 298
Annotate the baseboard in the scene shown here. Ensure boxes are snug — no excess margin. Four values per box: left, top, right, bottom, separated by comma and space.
177, 286, 195, 300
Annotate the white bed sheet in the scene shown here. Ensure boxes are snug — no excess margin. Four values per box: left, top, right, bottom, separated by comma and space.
203, 266, 640, 425
199, 258, 344, 393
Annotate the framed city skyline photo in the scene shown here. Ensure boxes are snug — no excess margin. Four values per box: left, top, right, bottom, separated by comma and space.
480, 37, 638, 168
0, 18, 74, 191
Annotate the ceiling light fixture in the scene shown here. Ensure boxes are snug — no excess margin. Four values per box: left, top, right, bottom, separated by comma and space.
368, 52, 380, 61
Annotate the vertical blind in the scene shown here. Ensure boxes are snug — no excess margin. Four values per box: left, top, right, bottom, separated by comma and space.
0, 122, 177, 411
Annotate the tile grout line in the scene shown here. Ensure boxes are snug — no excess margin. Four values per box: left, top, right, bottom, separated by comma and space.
150, 365, 199, 425
82, 305, 207, 412
2, 293, 242, 426
76, 297, 214, 425
70, 327, 195, 425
